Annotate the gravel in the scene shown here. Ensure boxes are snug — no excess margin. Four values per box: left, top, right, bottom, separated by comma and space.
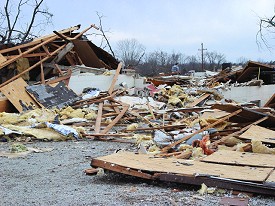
1, 140, 275, 206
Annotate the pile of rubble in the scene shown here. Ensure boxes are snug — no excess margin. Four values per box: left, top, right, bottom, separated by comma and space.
0, 24, 275, 197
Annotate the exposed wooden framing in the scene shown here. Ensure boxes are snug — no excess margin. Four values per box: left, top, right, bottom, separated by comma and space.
0, 36, 58, 69
94, 103, 103, 134
161, 109, 243, 152
210, 116, 269, 147
108, 62, 123, 95
0, 44, 67, 88
101, 104, 129, 134
0, 25, 80, 54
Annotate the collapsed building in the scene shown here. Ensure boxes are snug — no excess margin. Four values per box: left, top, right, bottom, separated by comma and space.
0, 24, 275, 197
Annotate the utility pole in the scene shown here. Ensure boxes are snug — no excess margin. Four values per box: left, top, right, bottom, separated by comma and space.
198, 43, 207, 72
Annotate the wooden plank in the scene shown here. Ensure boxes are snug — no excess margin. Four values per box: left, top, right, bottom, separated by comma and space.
0, 78, 40, 112
186, 93, 210, 108
101, 105, 129, 134
239, 125, 275, 144
162, 109, 242, 152
94, 103, 103, 133
108, 62, 123, 95
202, 150, 275, 168
92, 151, 272, 182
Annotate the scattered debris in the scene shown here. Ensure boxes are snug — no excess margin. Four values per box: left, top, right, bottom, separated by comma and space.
0, 24, 275, 198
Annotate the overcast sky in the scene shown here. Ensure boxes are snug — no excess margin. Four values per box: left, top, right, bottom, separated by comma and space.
10, 0, 275, 62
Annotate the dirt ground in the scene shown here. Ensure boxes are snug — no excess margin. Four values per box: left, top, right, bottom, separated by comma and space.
0, 140, 275, 206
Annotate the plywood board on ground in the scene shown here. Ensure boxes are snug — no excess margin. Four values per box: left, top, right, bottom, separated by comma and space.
0, 77, 40, 112
94, 151, 272, 182
239, 125, 275, 144
202, 150, 275, 167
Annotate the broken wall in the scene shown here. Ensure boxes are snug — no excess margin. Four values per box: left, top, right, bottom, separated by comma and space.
221, 84, 275, 106
69, 72, 147, 94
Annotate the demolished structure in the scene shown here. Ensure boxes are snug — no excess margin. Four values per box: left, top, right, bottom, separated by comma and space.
0, 24, 275, 198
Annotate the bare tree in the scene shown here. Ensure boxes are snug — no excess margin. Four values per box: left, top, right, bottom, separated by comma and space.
0, 0, 53, 44
91, 12, 116, 57
116, 38, 145, 66
257, 10, 275, 49
185, 55, 200, 71
205, 51, 226, 71
236, 56, 249, 66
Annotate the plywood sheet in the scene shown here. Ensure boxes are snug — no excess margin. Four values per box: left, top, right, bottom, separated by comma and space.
72, 39, 104, 68
239, 125, 275, 144
200, 109, 230, 119
0, 77, 40, 112
202, 150, 275, 167
94, 151, 272, 182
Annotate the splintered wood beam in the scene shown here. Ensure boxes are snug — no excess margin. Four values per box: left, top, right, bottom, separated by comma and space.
94, 103, 103, 133
108, 62, 123, 95
210, 116, 269, 147
161, 109, 243, 153
0, 44, 66, 88
101, 104, 129, 134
